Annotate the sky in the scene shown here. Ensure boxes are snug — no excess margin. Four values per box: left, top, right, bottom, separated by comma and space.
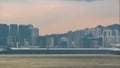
0, 0, 119, 35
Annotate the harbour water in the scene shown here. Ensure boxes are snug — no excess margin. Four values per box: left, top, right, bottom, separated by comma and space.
0, 54, 120, 68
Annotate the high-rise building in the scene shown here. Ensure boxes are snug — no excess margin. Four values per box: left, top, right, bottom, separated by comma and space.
112, 29, 119, 43
31, 27, 39, 46
18, 25, 32, 47
79, 30, 86, 48
72, 30, 82, 48
18, 24, 39, 47
0, 24, 9, 48
0, 24, 40, 48
84, 27, 103, 47
103, 29, 112, 47
9, 24, 18, 47
28, 25, 39, 46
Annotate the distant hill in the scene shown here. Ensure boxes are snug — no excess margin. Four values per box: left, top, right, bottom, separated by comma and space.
106, 24, 120, 31
45, 24, 120, 37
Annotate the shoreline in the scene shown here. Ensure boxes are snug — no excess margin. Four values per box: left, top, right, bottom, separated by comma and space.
0, 54, 120, 57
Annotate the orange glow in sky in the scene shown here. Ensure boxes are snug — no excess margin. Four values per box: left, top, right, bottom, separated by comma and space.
0, 0, 119, 35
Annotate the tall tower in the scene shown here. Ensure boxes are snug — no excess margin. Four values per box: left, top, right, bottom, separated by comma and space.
0, 24, 9, 48
28, 25, 39, 46
9, 24, 18, 47
18, 25, 32, 47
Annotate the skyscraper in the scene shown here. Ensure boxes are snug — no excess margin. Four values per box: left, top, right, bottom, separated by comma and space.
18, 24, 39, 47
0, 24, 9, 48
18, 25, 32, 47
9, 24, 18, 47
28, 25, 39, 46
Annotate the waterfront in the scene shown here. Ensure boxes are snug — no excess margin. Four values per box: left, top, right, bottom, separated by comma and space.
0, 54, 120, 68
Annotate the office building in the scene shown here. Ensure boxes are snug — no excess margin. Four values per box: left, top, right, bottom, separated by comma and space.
18, 25, 32, 47
9, 24, 18, 47
0, 24, 9, 48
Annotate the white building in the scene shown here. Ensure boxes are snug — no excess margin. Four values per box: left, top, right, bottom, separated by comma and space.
103, 29, 120, 48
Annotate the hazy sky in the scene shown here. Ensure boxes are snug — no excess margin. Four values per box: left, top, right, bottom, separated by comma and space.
0, 0, 119, 35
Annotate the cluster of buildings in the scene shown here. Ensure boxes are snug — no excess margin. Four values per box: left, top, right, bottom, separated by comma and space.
0, 24, 39, 48
0, 24, 119, 48
43, 25, 120, 48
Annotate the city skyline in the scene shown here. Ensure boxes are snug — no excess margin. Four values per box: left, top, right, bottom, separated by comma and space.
0, 0, 119, 35
0, 23, 119, 48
